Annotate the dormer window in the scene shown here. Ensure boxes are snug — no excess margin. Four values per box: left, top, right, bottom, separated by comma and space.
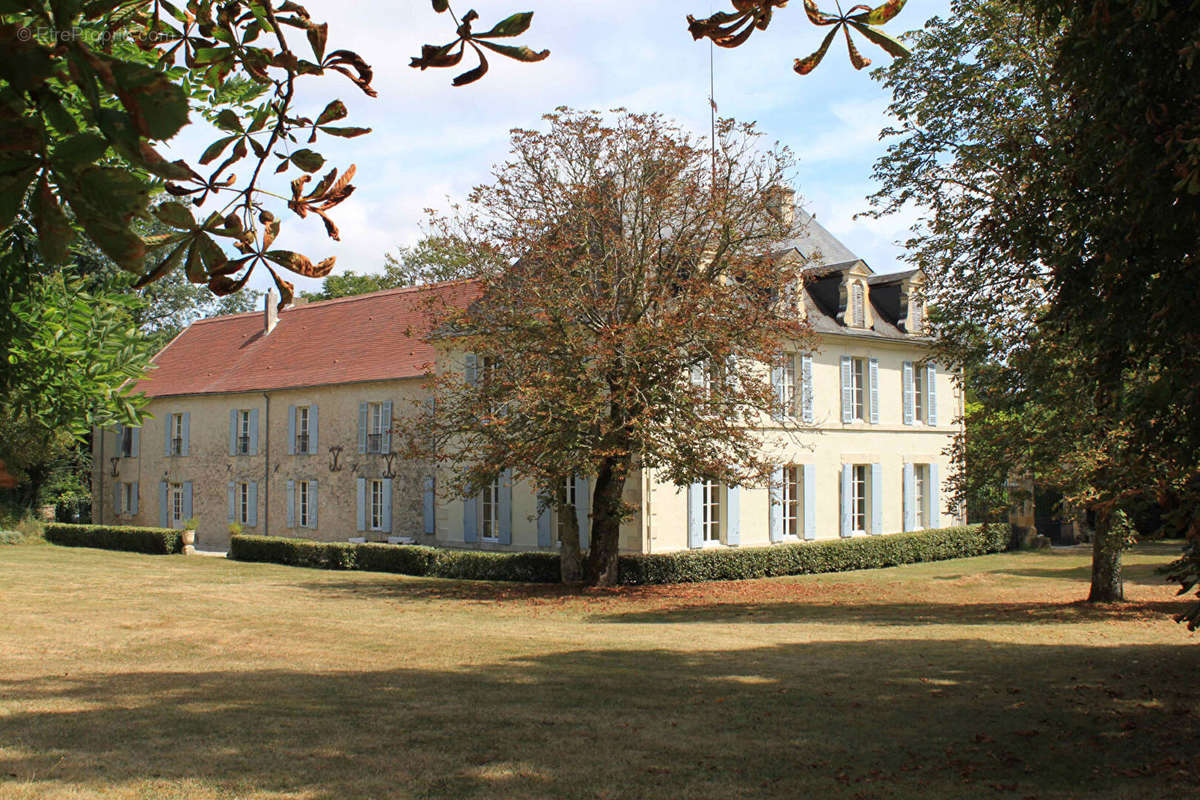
909, 298, 924, 334
851, 283, 865, 327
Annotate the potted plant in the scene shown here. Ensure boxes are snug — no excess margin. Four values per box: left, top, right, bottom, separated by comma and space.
181, 517, 199, 553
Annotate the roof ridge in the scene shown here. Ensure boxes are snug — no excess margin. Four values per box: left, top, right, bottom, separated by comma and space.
282, 277, 480, 313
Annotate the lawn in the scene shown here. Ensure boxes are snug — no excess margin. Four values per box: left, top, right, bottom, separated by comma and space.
0, 541, 1197, 800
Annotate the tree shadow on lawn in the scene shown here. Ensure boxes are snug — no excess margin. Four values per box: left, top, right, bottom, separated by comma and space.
1, 639, 1197, 799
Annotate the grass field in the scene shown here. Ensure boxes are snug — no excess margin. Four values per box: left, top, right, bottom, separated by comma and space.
1, 541, 1197, 799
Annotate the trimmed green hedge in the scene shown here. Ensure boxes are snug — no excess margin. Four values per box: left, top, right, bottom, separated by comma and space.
617, 523, 1012, 585
229, 535, 561, 583
230, 525, 1010, 585
44, 522, 183, 555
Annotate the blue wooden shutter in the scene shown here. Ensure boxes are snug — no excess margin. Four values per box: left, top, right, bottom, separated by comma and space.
802, 464, 816, 540
840, 356, 853, 423
130, 482, 139, 515
870, 463, 882, 534
768, 467, 783, 543
574, 475, 590, 551
113, 481, 121, 516
800, 354, 814, 423
868, 359, 880, 424
465, 353, 478, 386
498, 469, 512, 544
928, 463, 940, 528
229, 410, 237, 456
382, 401, 393, 452
536, 491, 551, 547
725, 482, 740, 546
182, 481, 193, 521
357, 402, 368, 454
423, 475, 436, 535
840, 465, 852, 537
130, 428, 139, 458
926, 364, 938, 425
248, 482, 258, 527
164, 418, 172, 457
770, 357, 785, 421
309, 480, 319, 529
903, 463, 915, 531
287, 406, 297, 455
356, 477, 366, 532
463, 493, 478, 542
249, 409, 259, 455
382, 479, 393, 532
687, 481, 703, 548
902, 361, 915, 425
180, 413, 190, 456
286, 480, 295, 528
159, 481, 168, 527
228, 482, 236, 523
309, 404, 319, 454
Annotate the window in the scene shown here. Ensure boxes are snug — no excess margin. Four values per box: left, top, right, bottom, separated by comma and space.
367, 402, 386, 453
779, 354, 797, 418
171, 483, 184, 527
480, 477, 500, 540
119, 482, 135, 515
781, 466, 801, 538
119, 427, 134, 458
236, 410, 251, 455
556, 476, 577, 542
238, 482, 251, 525
850, 358, 866, 421
913, 367, 926, 423
909, 299, 923, 333
851, 282, 865, 327
295, 406, 310, 454
851, 465, 868, 534
298, 480, 310, 528
913, 464, 928, 529
370, 479, 385, 530
170, 414, 184, 456
702, 479, 722, 543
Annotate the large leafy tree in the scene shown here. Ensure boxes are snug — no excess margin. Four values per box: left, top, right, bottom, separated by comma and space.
868, 0, 1200, 612
397, 109, 809, 585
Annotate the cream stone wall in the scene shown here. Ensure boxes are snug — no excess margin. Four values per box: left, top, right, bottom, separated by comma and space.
92, 332, 960, 555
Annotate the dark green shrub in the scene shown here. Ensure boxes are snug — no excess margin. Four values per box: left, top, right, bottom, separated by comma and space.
229, 535, 560, 582
44, 522, 182, 555
616, 523, 1012, 585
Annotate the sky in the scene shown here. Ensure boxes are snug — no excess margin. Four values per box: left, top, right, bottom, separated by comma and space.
169, 0, 954, 296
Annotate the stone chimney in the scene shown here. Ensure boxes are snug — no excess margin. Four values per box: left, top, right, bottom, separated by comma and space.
264, 288, 278, 335
767, 185, 795, 227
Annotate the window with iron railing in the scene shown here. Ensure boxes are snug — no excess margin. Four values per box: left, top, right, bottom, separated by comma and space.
171, 437, 184, 456
367, 433, 383, 453
295, 433, 309, 453
237, 435, 251, 455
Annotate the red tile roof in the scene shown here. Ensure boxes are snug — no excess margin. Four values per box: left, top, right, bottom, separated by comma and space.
133, 280, 480, 398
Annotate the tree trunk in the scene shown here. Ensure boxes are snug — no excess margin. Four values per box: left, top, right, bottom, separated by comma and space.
557, 483, 583, 584
583, 453, 631, 587
1088, 510, 1125, 603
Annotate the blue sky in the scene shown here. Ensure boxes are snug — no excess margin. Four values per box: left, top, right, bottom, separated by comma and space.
170, 0, 953, 295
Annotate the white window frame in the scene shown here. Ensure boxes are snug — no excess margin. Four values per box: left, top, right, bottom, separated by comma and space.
238, 481, 251, 525
913, 367, 926, 424
481, 477, 501, 541
850, 358, 866, 422
237, 409, 251, 454
298, 480, 309, 528
296, 405, 310, 452
780, 354, 797, 419
119, 482, 134, 516
914, 464, 928, 529
367, 402, 385, 453
851, 465, 869, 535
170, 482, 184, 528
702, 479, 722, 544
369, 478, 384, 531
170, 414, 184, 456
782, 466, 801, 539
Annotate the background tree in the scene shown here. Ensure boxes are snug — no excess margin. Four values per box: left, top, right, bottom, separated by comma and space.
301, 234, 500, 301
867, 0, 1200, 611
396, 109, 810, 585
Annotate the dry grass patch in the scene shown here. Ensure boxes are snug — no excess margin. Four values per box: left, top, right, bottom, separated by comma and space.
0, 542, 1196, 799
